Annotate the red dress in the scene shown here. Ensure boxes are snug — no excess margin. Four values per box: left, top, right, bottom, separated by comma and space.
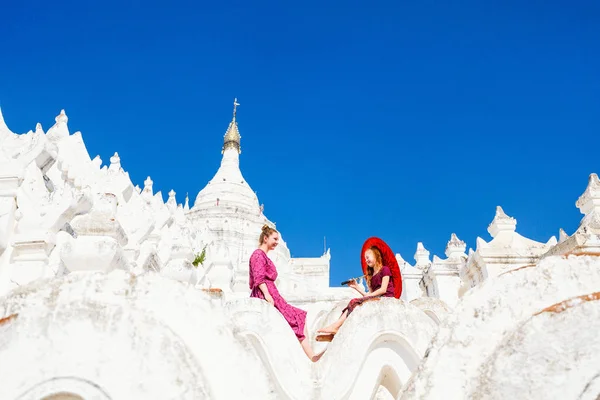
249, 249, 307, 341
344, 265, 395, 315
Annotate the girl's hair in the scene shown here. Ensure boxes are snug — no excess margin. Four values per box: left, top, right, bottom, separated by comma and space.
365, 246, 383, 291
259, 224, 278, 245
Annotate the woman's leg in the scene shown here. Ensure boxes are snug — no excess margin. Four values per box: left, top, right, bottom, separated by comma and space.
317, 310, 348, 334
300, 324, 325, 362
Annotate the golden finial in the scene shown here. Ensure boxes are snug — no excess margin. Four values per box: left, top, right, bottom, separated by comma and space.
233, 98, 240, 120
222, 98, 242, 154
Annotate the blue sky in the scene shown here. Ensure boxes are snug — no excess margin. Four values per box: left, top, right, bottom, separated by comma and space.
1, 0, 598, 286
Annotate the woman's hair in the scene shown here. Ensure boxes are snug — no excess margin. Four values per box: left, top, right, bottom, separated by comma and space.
365, 246, 383, 291
259, 224, 278, 245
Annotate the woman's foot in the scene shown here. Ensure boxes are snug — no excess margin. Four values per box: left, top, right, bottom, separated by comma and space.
311, 349, 326, 362
317, 326, 338, 334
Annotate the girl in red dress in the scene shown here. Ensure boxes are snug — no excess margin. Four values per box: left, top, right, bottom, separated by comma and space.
249, 225, 325, 362
317, 246, 395, 334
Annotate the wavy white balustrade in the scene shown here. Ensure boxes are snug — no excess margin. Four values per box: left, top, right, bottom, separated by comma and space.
317, 301, 436, 399
0, 272, 269, 399
0, 271, 437, 400
398, 255, 600, 400
226, 297, 437, 400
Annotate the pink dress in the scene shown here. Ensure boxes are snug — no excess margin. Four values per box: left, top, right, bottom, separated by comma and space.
249, 249, 307, 341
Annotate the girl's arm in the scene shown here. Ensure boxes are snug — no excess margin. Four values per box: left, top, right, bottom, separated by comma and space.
365, 276, 390, 297
349, 279, 367, 296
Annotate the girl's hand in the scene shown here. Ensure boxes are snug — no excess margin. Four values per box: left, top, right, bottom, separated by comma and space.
348, 279, 359, 290
265, 295, 275, 306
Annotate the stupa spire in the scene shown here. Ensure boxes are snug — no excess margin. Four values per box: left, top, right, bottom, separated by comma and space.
222, 98, 241, 154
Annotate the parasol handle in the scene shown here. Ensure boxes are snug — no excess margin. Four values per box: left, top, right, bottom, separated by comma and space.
341, 275, 365, 286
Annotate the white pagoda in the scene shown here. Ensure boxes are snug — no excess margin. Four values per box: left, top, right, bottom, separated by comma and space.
185, 99, 333, 298
0, 104, 599, 400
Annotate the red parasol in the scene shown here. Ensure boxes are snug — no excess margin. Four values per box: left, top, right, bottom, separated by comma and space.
361, 237, 402, 299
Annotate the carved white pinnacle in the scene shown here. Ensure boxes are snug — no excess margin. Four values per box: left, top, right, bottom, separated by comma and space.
143, 176, 153, 195
414, 242, 430, 267
559, 228, 569, 243
576, 173, 600, 216
109, 152, 121, 172
488, 206, 517, 238
445, 233, 467, 258
55, 109, 68, 124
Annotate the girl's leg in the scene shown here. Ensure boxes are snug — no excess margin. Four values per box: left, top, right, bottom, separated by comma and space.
317, 310, 348, 334
300, 324, 325, 362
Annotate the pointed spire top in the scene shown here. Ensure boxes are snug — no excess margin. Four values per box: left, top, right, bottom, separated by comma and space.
184, 193, 190, 212
559, 228, 569, 243
35, 122, 44, 135
487, 206, 517, 238
166, 189, 177, 211
222, 98, 242, 154
414, 242, 431, 268
445, 233, 467, 258
576, 173, 600, 216
109, 152, 121, 172
396, 253, 410, 271
143, 176, 153, 196
55, 109, 68, 125
46, 109, 70, 140
233, 97, 240, 120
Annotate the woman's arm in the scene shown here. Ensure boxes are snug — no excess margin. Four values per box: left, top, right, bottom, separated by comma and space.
348, 280, 367, 296
258, 283, 274, 305
250, 252, 274, 305
365, 276, 390, 297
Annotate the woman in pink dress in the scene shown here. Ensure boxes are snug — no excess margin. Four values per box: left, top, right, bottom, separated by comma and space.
249, 224, 325, 362
317, 246, 395, 334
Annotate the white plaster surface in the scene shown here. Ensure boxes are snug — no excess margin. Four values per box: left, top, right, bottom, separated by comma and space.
399, 255, 600, 400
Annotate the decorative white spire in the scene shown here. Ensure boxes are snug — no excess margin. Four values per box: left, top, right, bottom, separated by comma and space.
35, 123, 44, 135
167, 189, 177, 212
143, 176, 153, 196
576, 173, 600, 216
46, 109, 70, 139
222, 98, 241, 154
108, 152, 121, 172
414, 242, 431, 268
184, 193, 190, 212
445, 233, 467, 258
396, 253, 405, 264
573, 173, 600, 235
559, 228, 569, 243
91, 155, 102, 169
396, 253, 411, 271
487, 206, 517, 238
56, 109, 68, 125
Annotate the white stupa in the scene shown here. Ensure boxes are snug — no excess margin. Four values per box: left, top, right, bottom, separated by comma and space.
185, 99, 333, 298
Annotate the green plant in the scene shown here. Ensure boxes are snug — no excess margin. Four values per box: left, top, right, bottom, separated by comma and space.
192, 245, 207, 268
